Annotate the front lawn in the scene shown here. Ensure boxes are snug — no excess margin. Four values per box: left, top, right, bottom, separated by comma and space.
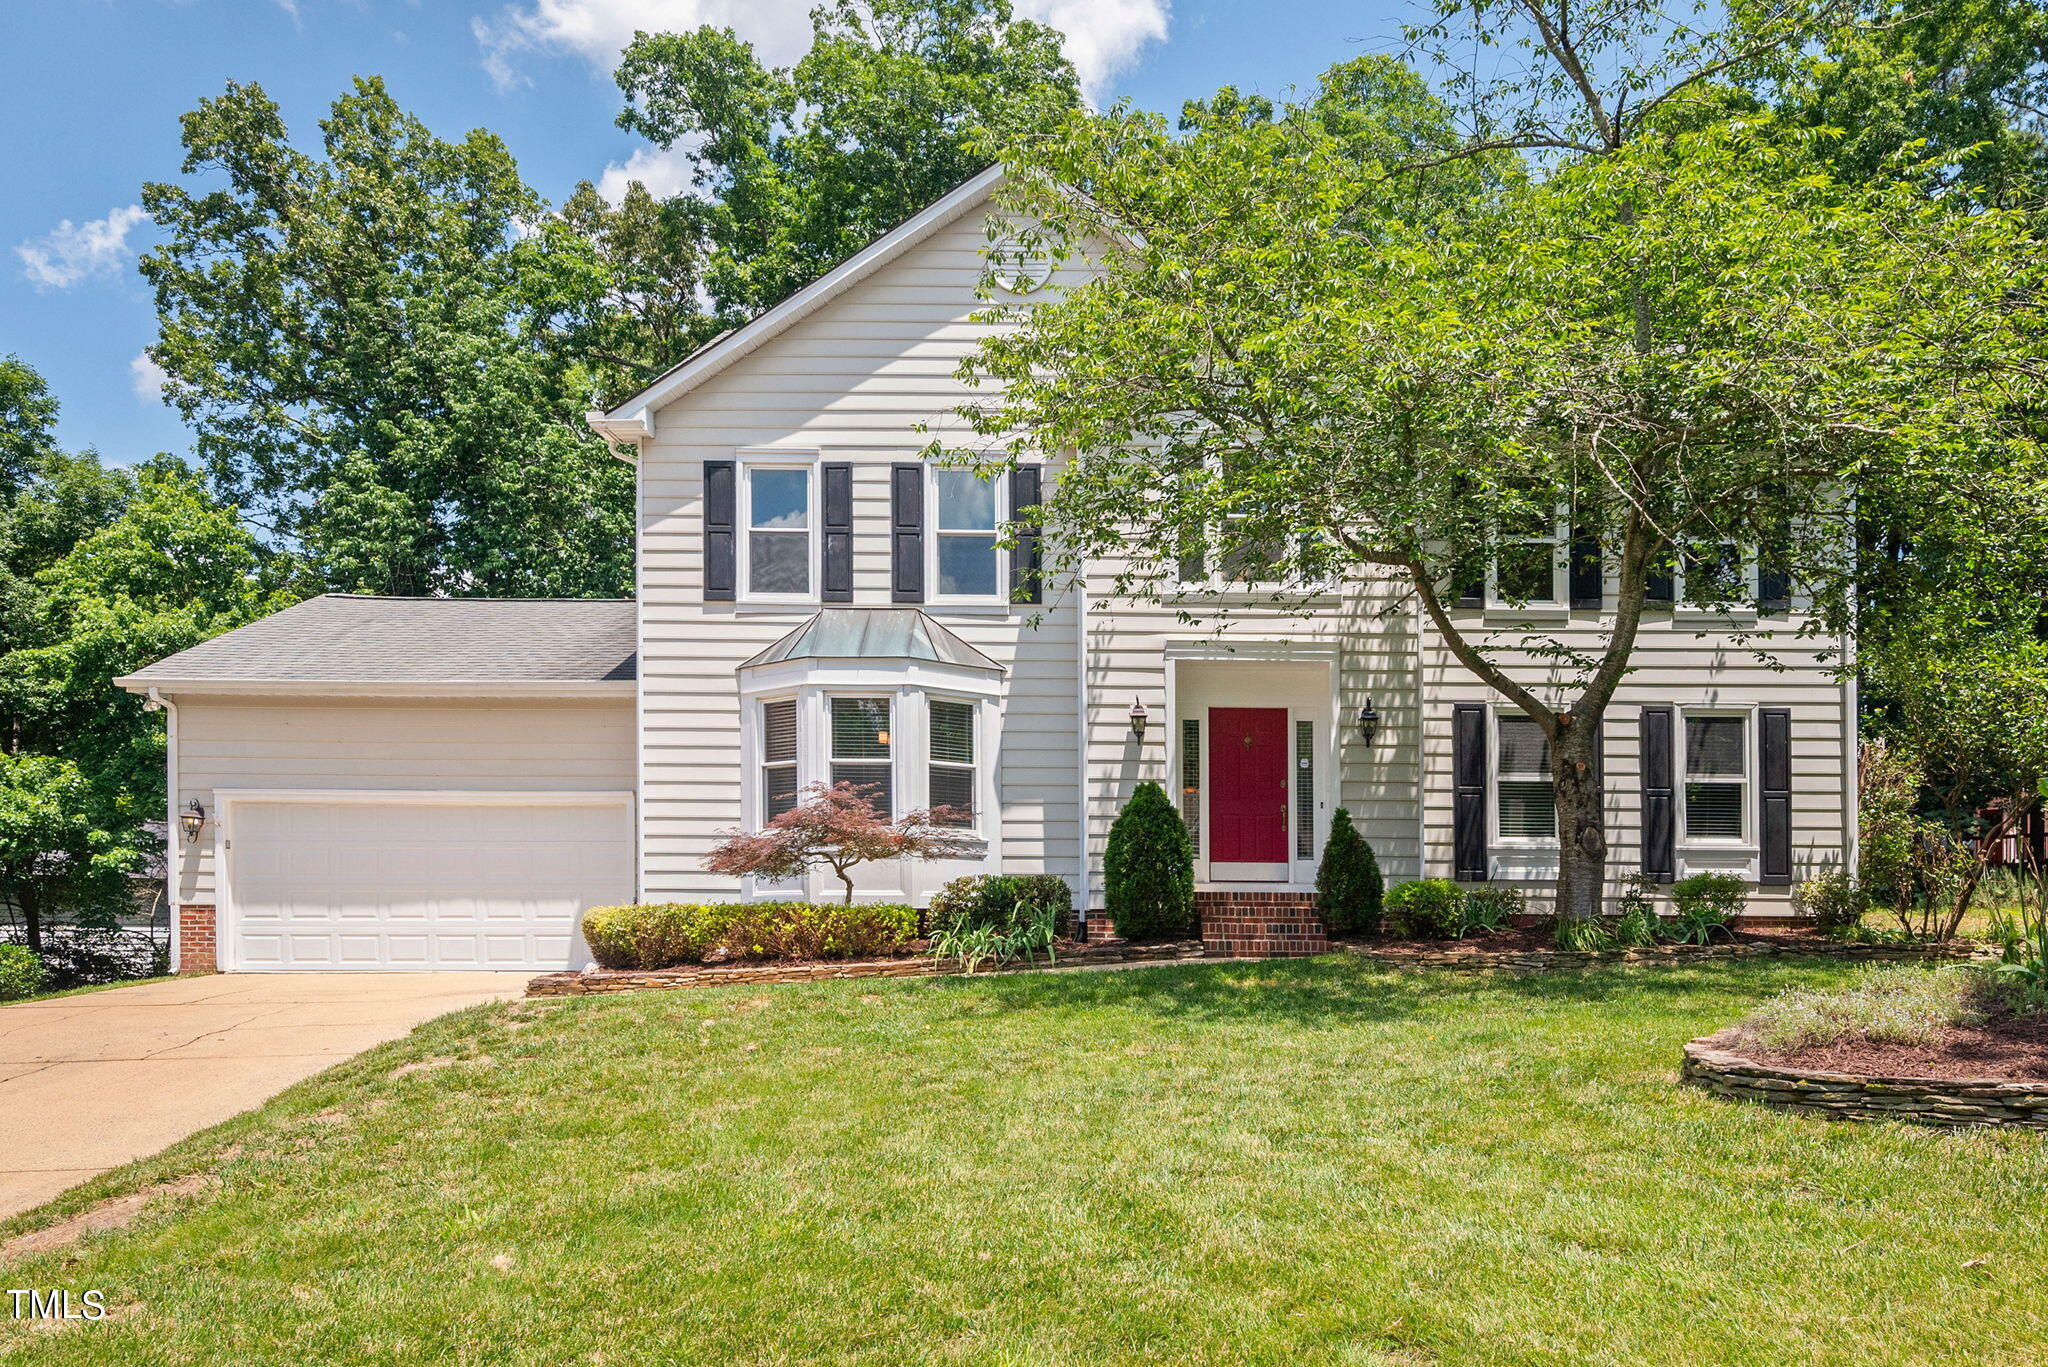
2, 957, 2042, 1365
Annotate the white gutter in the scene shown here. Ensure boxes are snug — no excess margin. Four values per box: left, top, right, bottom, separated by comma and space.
144, 687, 182, 973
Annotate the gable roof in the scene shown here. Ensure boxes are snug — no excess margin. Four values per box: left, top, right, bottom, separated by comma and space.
590, 164, 1006, 442
116, 595, 636, 696
741, 609, 1001, 673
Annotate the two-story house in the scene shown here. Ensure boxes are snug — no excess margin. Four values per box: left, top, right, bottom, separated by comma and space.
120, 166, 1856, 973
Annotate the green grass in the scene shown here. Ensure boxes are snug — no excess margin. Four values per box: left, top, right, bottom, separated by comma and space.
2, 956, 2044, 1365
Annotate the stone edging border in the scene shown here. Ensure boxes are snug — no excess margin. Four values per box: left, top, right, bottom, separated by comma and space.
1681, 1031, 2048, 1129
1341, 938, 1992, 974
527, 940, 1205, 996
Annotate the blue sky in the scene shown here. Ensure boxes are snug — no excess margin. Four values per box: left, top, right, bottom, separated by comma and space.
3, 1, 1418, 465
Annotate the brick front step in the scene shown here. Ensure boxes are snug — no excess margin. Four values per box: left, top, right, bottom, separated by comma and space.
1080, 893, 1331, 959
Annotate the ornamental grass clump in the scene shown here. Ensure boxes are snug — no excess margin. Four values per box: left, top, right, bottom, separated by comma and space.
1741, 963, 1994, 1054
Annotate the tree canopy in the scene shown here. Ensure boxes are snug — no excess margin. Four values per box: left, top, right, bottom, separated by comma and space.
949, 12, 2048, 917
141, 77, 634, 598
614, 0, 1083, 317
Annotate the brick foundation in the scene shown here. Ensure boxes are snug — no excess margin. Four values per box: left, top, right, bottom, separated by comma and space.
1196, 891, 1329, 958
176, 902, 218, 975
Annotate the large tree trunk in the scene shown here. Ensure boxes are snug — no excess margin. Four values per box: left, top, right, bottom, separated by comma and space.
18, 887, 42, 956
1550, 714, 1607, 921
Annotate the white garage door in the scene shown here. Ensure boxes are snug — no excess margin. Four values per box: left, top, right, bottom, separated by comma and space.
225, 797, 632, 971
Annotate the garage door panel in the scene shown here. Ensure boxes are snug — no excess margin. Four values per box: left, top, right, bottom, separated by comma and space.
227, 798, 629, 971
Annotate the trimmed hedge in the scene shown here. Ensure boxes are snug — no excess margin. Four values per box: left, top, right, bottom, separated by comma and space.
928, 874, 1075, 939
0, 944, 45, 1002
582, 902, 918, 970
1383, 879, 1466, 940
1103, 781, 1195, 940
1314, 808, 1383, 935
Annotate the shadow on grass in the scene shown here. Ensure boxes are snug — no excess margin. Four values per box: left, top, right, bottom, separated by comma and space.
916, 950, 1865, 1032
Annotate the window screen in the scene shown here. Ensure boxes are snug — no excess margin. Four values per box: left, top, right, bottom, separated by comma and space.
762, 698, 798, 823
1295, 720, 1315, 859
933, 470, 999, 597
1181, 718, 1202, 847
928, 699, 975, 827
1684, 715, 1746, 839
1496, 715, 1556, 839
748, 467, 810, 595
830, 697, 892, 815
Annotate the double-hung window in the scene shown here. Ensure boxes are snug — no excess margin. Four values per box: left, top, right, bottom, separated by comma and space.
1495, 714, 1557, 840
746, 465, 812, 598
931, 470, 1002, 600
927, 698, 976, 827
1675, 537, 1753, 608
1488, 504, 1566, 608
829, 697, 893, 816
1682, 713, 1748, 841
760, 698, 800, 823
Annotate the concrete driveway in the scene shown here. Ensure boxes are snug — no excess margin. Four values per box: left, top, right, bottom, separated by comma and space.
0, 973, 527, 1220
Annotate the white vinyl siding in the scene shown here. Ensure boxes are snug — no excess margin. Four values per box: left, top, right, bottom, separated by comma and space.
634, 201, 1082, 905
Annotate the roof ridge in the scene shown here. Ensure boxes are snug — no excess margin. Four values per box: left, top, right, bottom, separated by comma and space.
316, 594, 635, 604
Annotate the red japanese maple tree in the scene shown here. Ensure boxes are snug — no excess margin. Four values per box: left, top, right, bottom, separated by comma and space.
704, 782, 978, 904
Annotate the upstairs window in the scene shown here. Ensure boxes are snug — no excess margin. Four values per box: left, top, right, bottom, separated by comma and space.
932, 470, 1001, 599
830, 697, 893, 816
1495, 714, 1557, 840
1675, 538, 1753, 607
761, 698, 800, 824
927, 698, 977, 827
746, 466, 812, 597
1682, 713, 1748, 840
1488, 504, 1566, 608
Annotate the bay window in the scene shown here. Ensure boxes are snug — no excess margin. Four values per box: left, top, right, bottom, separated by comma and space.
829, 697, 894, 816
927, 698, 976, 827
761, 697, 799, 823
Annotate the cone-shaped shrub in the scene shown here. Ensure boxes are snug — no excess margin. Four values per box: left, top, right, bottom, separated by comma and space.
1314, 807, 1383, 935
1103, 780, 1195, 940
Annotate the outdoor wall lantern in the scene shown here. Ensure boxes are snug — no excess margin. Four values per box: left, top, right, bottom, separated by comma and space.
1357, 699, 1382, 749
1128, 699, 1149, 741
180, 799, 207, 844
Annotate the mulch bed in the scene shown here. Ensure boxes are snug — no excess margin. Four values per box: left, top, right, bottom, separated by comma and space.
1750, 1013, 2048, 1082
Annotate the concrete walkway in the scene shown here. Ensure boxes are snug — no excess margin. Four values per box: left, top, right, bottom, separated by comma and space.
0, 973, 526, 1220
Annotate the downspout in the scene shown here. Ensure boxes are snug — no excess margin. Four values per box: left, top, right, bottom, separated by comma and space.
145, 686, 181, 973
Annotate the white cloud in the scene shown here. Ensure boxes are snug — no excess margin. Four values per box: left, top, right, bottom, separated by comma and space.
473, 1, 814, 93
473, 0, 1167, 100
130, 351, 171, 405
595, 142, 701, 204
1015, 0, 1168, 98
15, 205, 149, 290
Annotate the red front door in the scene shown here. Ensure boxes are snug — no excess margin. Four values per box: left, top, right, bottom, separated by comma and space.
1209, 707, 1289, 864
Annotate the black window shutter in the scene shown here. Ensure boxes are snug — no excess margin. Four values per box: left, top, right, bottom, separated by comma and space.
820, 463, 853, 603
704, 460, 736, 602
891, 463, 924, 603
1759, 707, 1793, 886
1570, 524, 1603, 609
1451, 703, 1487, 882
1639, 705, 1675, 882
1008, 465, 1042, 605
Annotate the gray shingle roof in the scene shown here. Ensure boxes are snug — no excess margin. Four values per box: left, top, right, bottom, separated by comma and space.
119, 595, 636, 686
742, 609, 1001, 672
